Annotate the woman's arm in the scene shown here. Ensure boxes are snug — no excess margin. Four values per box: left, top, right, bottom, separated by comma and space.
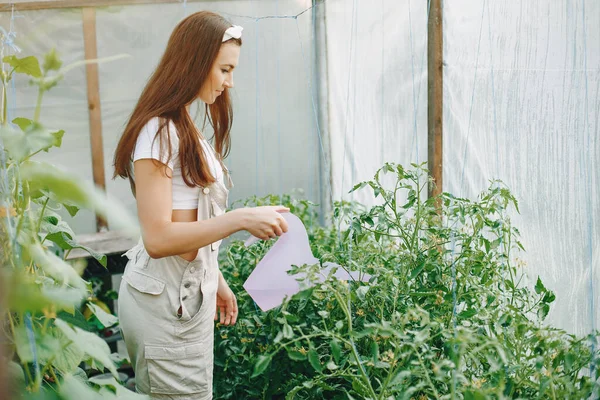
134, 159, 288, 259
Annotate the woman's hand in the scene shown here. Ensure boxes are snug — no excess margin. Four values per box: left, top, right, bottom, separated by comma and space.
216, 272, 237, 326
239, 206, 290, 240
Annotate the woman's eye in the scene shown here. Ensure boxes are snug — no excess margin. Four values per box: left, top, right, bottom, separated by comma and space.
222, 69, 229, 74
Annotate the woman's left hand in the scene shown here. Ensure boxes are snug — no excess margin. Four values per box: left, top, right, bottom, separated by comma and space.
216, 272, 238, 326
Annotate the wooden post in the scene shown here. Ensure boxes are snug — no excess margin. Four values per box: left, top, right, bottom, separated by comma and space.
1, 0, 207, 12
428, 0, 443, 204
82, 7, 108, 231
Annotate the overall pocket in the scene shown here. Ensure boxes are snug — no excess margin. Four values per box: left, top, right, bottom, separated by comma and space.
145, 342, 209, 395
122, 269, 165, 295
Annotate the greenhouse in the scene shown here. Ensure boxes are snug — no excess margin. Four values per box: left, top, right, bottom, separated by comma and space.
0, 0, 598, 399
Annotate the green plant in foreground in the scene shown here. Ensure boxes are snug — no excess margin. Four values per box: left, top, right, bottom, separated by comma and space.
0, 51, 142, 399
215, 164, 600, 400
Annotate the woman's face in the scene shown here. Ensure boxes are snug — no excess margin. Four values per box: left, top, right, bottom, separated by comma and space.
199, 42, 241, 104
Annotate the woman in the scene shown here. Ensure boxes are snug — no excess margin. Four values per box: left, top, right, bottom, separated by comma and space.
113, 11, 288, 399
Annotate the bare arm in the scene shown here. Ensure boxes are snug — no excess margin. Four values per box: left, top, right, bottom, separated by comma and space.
134, 159, 288, 259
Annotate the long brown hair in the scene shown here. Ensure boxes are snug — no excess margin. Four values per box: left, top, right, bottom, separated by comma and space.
113, 11, 242, 189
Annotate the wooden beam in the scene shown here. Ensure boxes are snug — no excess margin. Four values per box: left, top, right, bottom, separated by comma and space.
82, 6, 107, 231
65, 230, 137, 260
0, 0, 209, 12
428, 0, 443, 204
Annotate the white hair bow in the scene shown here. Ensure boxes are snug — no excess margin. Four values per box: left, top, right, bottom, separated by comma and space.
223, 25, 243, 42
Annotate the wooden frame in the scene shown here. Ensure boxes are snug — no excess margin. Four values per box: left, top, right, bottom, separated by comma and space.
1, 0, 208, 12
82, 6, 108, 231
428, 0, 443, 202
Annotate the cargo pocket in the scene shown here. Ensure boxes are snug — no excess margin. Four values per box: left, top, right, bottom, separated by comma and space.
145, 342, 208, 395
123, 269, 165, 295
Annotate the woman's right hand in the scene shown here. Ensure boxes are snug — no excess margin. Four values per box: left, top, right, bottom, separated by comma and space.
240, 206, 290, 240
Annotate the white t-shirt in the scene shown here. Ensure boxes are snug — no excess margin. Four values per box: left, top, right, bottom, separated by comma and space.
133, 117, 223, 210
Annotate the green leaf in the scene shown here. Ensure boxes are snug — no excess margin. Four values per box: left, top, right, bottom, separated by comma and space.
409, 259, 426, 280
308, 348, 322, 372
330, 339, 342, 363
537, 303, 550, 321
542, 290, 556, 304
56, 309, 93, 332
37, 191, 80, 217
52, 332, 86, 374
535, 276, 546, 294
356, 285, 370, 301
24, 242, 87, 291
41, 213, 76, 237
351, 378, 370, 396
86, 303, 118, 328
286, 349, 307, 361
388, 370, 411, 387
349, 182, 367, 193
60, 375, 103, 400
3, 55, 42, 78
5, 361, 25, 390
55, 319, 119, 378
22, 161, 90, 206
0, 123, 57, 161
41, 216, 107, 267
564, 352, 576, 372
5, 271, 86, 314
14, 323, 59, 364
458, 308, 477, 319
325, 360, 339, 370
51, 129, 65, 148
251, 354, 272, 378
89, 375, 149, 399
351, 220, 363, 235
482, 238, 491, 253
274, 330, 283, 344
370, 341, 379, 363
20, 161, 139, 235
282, 324, 294, 339
363, 215, 375, 226
464, 390, 487, 400
63, 203, 80, 217
43, 48, 63, 72
12, 117, 33, 131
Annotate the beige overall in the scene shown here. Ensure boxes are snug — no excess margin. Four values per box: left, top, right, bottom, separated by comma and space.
118, 168, 232, 399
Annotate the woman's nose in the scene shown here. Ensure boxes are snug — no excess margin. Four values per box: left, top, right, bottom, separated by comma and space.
224, 75, 234, 88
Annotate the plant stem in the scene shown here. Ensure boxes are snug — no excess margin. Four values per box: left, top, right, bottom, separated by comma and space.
1, 80, 6, 126
331, 289, 378, 399
37, 197, 50, 237
33, 87, 44, 123
412, 343, 440, 398
8, 312, 36, 388
48, 366, 61, 389
377, 344, 403, 399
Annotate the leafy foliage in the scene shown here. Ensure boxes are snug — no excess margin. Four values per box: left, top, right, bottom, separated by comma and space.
215, 164, 600, 399
0, 52, 143, 399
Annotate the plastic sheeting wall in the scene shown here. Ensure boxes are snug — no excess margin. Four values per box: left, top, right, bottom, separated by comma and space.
325, 0, 598, 336
443, 0, 599, 336
325, 0, 428, 206
1, 0, 321, 234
